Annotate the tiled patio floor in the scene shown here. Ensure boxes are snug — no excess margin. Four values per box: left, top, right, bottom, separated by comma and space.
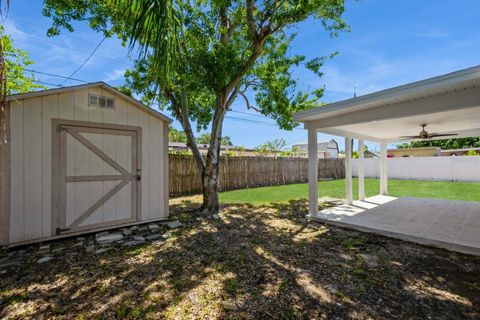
309, 195, 480, 256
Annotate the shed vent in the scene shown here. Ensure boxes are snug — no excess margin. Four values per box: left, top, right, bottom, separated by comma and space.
88, 94, 115, 109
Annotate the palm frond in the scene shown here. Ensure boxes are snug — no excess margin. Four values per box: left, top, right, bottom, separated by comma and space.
113, 0, 183, 87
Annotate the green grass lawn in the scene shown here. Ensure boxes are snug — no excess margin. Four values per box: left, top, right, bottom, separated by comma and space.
219, 178, 480, 205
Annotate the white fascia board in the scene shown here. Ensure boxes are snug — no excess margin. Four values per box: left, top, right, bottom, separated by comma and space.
294, 65, 480, 122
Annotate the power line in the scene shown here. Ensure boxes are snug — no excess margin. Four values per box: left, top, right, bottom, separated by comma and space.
25, 69, 89, 83
59, 37, 107, 85
32, 79, 63, 87
22, 68, 305, 131
10, 15, 127, 55
5, 28, 128, 66
229, 109, 271, 119
225, 115, 304, 131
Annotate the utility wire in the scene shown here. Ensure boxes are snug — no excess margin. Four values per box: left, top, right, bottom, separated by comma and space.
32, 79, 63, 87
10, 15, 127, 55
26, 69, 89, 83
229, 109, 271, 119
23, 68, 305, 130
59, 37, 107, 86
5, 28, 128, 66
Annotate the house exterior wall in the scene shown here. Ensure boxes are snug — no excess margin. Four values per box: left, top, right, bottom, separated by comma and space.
293, 140, 339, 159
6, 86, 168, 245
387, 147, 441, 157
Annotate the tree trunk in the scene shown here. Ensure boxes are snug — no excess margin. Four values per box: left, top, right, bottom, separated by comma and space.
200, 96, 227, 214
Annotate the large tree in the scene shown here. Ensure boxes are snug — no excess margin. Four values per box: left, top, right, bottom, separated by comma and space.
43, 0, 348, 214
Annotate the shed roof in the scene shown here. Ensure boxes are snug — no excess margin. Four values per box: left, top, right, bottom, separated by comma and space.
7, 82, 173, 123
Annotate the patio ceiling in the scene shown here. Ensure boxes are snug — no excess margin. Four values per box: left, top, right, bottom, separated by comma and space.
293, 65, 480, 142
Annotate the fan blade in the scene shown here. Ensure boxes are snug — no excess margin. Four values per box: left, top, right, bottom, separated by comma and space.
398, 135, 421, 140
427, 133, 458, 138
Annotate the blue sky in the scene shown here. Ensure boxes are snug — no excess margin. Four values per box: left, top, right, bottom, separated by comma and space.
4, 0, 480, 151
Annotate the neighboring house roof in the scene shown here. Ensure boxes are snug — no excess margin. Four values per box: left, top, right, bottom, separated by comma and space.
293, 139, 338, 152
7, 81, 173, 123
364, 150, 379, 158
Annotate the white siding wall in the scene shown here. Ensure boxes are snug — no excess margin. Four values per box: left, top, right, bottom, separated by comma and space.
352, 156, 480, 182
9, 88, 167, 243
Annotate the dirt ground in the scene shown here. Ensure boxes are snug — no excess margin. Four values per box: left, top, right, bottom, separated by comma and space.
1, 196, 480, 319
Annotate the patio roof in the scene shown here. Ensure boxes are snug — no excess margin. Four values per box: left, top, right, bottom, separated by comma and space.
293, 66, 480, 231
293, 65, 480, 142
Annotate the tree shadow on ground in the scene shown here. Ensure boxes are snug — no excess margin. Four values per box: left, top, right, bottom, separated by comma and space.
1, 197, 480, 319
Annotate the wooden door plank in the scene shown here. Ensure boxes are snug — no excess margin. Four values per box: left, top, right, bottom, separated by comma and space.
69, 178, 130, 228
66, 128, 131, 177
58, 127, 67, 230
66, 175, 124, 182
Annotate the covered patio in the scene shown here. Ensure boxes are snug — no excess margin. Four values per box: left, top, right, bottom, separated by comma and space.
293, 65, 480, 255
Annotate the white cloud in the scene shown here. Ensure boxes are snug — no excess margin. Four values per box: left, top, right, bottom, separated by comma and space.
414, 30, 449, 39
3, 18, 28, 42
103, 68, 126, 82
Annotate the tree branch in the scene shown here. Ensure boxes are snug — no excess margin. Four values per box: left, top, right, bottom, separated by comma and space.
238, 91, 261, 112
165, 88, 205, 173
246, 0, 257, 41
220, 6, 228, 44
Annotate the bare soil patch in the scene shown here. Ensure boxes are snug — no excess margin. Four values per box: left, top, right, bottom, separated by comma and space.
1, 197, 479, 319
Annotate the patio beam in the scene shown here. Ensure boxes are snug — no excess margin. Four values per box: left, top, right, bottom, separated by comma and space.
358, 139, 365, 201
380, 142, 388, 195
308, 128, 318, 217
345, 137, 353, 204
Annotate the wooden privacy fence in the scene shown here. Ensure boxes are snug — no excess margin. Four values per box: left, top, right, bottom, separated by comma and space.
169, 155, 345, 196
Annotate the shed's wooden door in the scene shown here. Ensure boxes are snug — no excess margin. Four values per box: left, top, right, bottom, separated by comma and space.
53, 120, 142, 234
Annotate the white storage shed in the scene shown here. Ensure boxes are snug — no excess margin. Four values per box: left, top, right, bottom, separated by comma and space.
0, 82, 171, 246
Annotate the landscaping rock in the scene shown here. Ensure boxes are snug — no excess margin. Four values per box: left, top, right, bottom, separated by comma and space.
133, 235, 145, 242
148, 223, 161, 232
121, 228, 132, 236
96, 233, 123, 245
72, 242, 84, 248
162, 231, 172, 239
129, 226, 139, 232
96, 231, 109, 236
167, 220, 182, 229
85, 245, 95, 253
37, 256, 54, 264
95, 248, 110, 254
39, 245, 50, 251
138, 226, 149, 233
0, 260, 21, 269
151, 240, 164, 246
212, 214, 220, 220
146, 234, 162, 241
123, 240, 145, 247
52, 248, 64, 254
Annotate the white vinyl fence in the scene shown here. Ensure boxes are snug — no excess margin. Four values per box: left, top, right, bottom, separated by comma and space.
352, 156, 480, 182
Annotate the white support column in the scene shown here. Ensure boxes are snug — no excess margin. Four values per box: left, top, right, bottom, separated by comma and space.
358, 139, 365, 201
345, 137, 353, 204
379, 142, 388, 195
308, 129, 318, 217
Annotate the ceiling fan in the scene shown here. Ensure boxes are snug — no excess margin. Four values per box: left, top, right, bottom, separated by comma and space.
399, 124, 458, 140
